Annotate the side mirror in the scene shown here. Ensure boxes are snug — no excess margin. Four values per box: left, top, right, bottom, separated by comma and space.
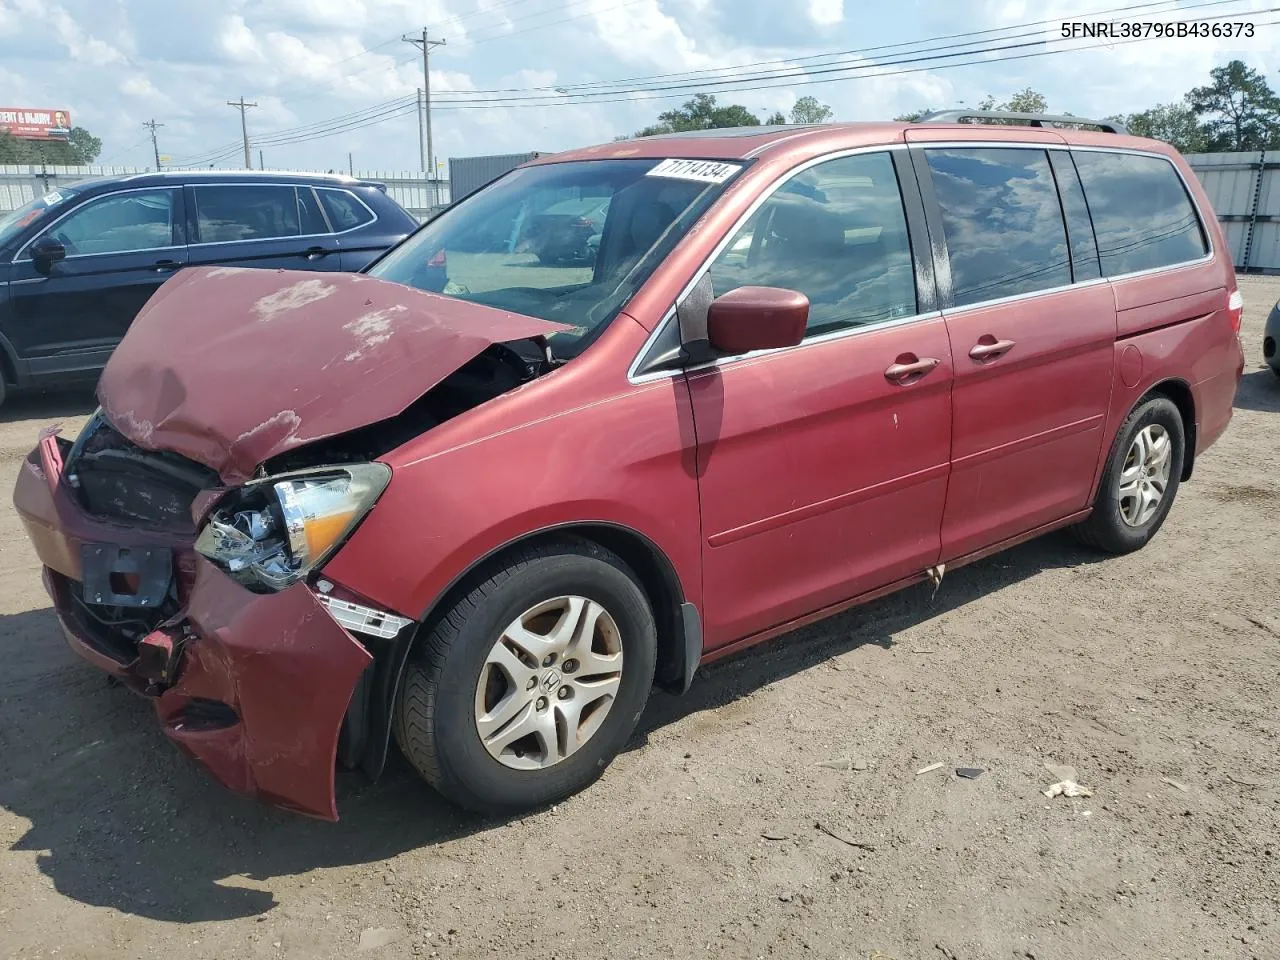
31, 236, 66, 274
706, 286, 809, 356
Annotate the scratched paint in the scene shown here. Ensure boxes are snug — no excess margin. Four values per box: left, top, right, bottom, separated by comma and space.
253, 278, 337, 322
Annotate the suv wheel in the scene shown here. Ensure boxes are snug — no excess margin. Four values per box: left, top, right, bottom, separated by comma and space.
394, 539, 656, 814
1072, 395, 1185, 554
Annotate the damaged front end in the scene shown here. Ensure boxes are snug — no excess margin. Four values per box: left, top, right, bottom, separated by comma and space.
13, 267, 570, 820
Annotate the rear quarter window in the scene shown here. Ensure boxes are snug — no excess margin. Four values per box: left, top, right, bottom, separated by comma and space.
318, 189, 375, 231
1071, 150, 1208, 277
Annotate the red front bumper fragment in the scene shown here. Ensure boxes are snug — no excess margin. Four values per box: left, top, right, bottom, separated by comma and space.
14, 435, 374, 821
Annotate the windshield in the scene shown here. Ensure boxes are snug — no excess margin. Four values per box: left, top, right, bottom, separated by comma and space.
367, 158, 743, 355
0, 187, 78, 249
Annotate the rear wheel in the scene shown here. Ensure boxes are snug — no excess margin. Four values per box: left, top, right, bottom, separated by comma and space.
1072, 396, 1185, 554
394, 540, 656, 814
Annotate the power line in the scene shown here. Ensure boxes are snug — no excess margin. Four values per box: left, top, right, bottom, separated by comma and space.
430, 10, 1280, 111
427, 1, 1270, 107
460, 0, 1246, 93
433, 0, 1253, 104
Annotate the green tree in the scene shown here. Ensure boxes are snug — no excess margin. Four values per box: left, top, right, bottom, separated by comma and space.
1000, 88, 1048, 113
893, 90, 1045, 123
764, 110, 787, 125
790, 95, 834, 124
634, 93, 761, 136
1121, 102, 1209, 152
0, 126, 102, 164
1187, 59, 1280, 150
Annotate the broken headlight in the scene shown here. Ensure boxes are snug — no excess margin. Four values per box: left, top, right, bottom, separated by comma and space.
194, 463, 391, 592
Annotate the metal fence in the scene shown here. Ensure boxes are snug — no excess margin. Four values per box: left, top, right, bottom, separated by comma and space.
1183, 152, 1278, 274
0, 164, 450, 221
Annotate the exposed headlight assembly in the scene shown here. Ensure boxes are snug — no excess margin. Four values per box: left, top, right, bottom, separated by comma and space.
195, 463, 390, 592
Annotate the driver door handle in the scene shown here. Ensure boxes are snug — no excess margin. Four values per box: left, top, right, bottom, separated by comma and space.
884, 355, 941, 384
152, 259, 181, 273
305, 246, 330, 260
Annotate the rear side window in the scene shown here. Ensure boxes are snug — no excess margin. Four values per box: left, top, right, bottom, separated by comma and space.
1048, 151, 1101, 282
925, 148, 1071, 307
318, 189, 375, 231
1071, 151, 1208, 276
709, 151, 917, 335
195, 184, 301, 243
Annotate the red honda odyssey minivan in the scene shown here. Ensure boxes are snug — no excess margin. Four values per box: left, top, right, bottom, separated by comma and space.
13, 114, 1245, 820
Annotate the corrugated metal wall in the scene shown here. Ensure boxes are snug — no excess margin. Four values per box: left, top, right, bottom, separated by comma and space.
0, 165, 449, 221
1184, 151, 1280, 274
448, 153, 542, 204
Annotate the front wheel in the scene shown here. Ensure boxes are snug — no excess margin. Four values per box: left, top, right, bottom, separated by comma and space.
1072, 395, 1185, 554
394, 540, 656, 814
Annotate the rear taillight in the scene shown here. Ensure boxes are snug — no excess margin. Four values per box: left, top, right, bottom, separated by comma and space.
1227, 289, 1243, 334
427, 248, 446, 268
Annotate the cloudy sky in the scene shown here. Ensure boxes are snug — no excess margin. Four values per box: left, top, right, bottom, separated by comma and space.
0, 0, 1275, 174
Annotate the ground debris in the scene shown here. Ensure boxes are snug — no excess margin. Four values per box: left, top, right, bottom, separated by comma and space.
916, 762, 944, 775
814, 820, 876, 851
1161, 777, 1189, 792
955, 767, 985, 779
358, 928, 399, 951
1044, 781, 1093, 799
815, 756, 869, 771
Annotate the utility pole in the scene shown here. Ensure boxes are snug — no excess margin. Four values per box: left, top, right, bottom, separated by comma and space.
415, 88, 426, 174
226, 96, 258, 169
143, 118, 164, 170
259, 149, 265, 170
403, 29, 445, 198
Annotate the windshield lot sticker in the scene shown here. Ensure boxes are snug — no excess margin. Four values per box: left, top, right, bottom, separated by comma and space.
41, 191, 64, 205
646, 159, 741, 183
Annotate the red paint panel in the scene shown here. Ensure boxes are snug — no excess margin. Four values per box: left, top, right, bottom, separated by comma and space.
1089, 312, 1243, 501
98, 267, 568, 483
322, 315, 703, 622
941, 283, 1116, 560
687, 318, 953, 648
159, 560, 372, 821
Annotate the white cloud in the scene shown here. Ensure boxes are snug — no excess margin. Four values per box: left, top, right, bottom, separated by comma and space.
808, 0, 844, 26
0, 0, 1270, 172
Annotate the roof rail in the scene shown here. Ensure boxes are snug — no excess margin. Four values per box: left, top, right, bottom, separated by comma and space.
915, 110, 1128, 135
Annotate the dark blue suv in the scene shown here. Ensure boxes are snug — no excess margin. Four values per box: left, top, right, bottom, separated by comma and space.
0, 171, 419, 405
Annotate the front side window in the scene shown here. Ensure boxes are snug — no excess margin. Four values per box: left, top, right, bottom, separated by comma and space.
195, 184, 303, 243
2, 187, 79, 250
708, 152, 917, 336
1072, 150, 1208, 277
368, 158, 742, 354
926, 148, 1071, 307
41, 189, 177, 257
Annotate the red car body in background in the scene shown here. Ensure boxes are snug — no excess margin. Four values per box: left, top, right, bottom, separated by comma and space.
13, 117, 1244, 820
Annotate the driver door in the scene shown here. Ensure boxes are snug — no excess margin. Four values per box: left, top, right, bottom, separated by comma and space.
7, 187, 187, 380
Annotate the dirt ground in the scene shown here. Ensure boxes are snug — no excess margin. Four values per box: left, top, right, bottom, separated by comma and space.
1, 276, 1278, 960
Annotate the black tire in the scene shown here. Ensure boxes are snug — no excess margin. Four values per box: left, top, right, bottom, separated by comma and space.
393, 539, 656, 814
1072, 395, 1185, 555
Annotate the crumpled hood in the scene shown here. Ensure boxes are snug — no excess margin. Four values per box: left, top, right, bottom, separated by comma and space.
97, 266, 567, 484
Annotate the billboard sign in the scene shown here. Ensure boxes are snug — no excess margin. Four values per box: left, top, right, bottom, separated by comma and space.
0, 107, 72, 140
